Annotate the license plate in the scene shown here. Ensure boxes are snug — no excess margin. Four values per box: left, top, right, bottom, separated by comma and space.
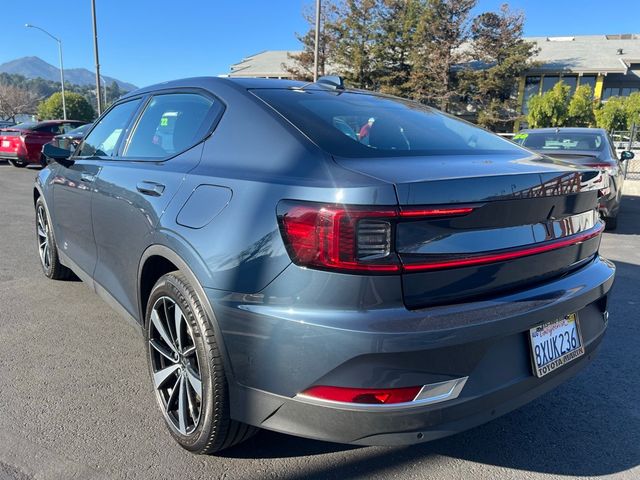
1, 140, 9, 147
529, 313, 584, 378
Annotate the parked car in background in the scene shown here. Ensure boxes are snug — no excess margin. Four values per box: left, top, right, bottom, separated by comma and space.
49, 123, 93, 151
36, 76, 614, 454
514, 127, 634, 230
0, 120, 15, 130
0, 120, 87, 168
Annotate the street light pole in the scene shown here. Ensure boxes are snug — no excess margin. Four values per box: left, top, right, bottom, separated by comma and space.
91, 0, 103, 115
25, 24, 67, 120
313, 0, 321, 81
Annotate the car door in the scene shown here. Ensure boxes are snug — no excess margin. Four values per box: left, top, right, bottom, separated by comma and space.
90, 91, 223, 319
52, 99, 142, 279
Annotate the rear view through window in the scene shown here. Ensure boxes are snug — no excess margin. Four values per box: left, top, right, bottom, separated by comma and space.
253, 89, 524, 158
515, 132, 605, 152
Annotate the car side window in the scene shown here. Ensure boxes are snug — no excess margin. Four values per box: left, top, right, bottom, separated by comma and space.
122, 93, 218, 159
35, 124, 61, 134
76, 99, 141, 158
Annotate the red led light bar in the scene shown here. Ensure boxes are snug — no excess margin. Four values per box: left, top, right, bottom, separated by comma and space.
399, 207, 475, 218
403, 224, 604, 272
301, 385, 422, 405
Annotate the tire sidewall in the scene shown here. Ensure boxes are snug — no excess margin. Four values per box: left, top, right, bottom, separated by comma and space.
144, 273, 221, 452
35, 197, 55, 278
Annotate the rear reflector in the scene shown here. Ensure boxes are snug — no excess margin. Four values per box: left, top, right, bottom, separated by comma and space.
301, 385, 422, 405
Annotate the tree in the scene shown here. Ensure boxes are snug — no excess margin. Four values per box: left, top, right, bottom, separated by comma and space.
373, 0, 421, 97
331, 0, 384, 89
0, 84, 39, 121
408, 0, 476, 110
527, 81, 571, 128
37, 92, 95, 122
595, 96, 627, 132
286, 1, 341, 80
567, 84, 596, 127
625, 91, 640, 128
462, 4, 538, 130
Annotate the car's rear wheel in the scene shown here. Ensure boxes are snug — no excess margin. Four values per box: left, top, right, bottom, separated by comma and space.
8, 159, 26, 168
35, 197, 72, 280
145, 272, 257, 454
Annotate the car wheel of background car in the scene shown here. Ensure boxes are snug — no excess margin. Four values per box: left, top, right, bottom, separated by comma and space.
145, 271, 257, 454
35, 197, 72, 280
605, 215, 618, 230
8, 159, 26, 168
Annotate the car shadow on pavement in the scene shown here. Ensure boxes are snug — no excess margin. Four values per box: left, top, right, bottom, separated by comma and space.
612, 195, 640, 235
223, 261, 640, 479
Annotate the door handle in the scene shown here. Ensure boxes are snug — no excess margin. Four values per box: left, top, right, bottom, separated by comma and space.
80, 173, 96, 183
136, 181, 166, 197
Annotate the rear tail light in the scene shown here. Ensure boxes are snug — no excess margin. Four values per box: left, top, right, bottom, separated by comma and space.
278, 200, 602, 274
301, 385, 422, 405
277, 202, 400, 273
585, 162, 615, 174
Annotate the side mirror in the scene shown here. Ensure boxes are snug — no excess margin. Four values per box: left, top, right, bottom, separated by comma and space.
620, 150, 635, 161
42, 143, 74, 167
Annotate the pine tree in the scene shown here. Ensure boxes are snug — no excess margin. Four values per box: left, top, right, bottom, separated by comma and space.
408, 0, 476, 110
462, 4, 538, 130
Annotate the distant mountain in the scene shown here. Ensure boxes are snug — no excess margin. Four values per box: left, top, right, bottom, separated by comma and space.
0, 56, 137, 91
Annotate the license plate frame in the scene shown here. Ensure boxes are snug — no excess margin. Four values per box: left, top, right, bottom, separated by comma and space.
529, 313, 585, 378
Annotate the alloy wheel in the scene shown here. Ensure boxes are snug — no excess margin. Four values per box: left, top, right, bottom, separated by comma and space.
149, 296, 203, 435
36, 205, 51, 271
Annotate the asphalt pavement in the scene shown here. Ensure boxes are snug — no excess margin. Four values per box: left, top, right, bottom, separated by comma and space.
0, 161, 638, 480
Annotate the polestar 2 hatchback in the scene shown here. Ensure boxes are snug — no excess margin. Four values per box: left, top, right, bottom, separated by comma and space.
34, 76, 615, 454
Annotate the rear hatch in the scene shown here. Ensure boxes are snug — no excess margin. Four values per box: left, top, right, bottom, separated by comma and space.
0, 129, 25, 155
334, 153, 603, 308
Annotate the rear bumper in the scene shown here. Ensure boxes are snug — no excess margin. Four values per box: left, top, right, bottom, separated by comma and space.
208, 255, 615, 445
0, 151, 21, 160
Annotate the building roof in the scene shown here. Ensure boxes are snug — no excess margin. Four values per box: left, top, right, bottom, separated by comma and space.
227, 34, 640, 78
228, 50, 298, 78
528, 34, 640, 74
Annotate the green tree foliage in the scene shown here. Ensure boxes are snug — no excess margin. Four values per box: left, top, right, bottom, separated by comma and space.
409, 0, 476, 110
567, 85, 596, 127
527, 81, 571, 128
37, 92, 95, 122
373, 0, 421, 96
625, 91, 640, 128
331, 0, 384, 88
462, 5, 538, 130
595, 96, 628, 131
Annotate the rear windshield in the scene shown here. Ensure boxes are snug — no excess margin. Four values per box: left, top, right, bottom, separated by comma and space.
252, 89, 524, 158
515, 132, 605, 152
10, 122, 38, 131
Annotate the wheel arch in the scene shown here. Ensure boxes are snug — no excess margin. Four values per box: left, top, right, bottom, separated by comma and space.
137, 245, 236, 383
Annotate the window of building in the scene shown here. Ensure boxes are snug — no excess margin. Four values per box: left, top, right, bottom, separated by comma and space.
522, 76, 541, 114
541, 76, 560, 93
579, 75, 597, 92
561, 76, 577, 96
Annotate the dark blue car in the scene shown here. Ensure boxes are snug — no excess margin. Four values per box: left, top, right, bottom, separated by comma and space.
35, 76, 614, 454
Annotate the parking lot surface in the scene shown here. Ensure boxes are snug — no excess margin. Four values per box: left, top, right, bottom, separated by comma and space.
0, 162, 638, 480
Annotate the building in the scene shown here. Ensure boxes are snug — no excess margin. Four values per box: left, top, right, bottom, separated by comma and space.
228, 34, 640, 130
228, 50, 298, 79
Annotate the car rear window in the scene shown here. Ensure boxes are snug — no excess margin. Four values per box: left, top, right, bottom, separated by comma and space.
515, 132, 605, 152
252, 88, 524, 158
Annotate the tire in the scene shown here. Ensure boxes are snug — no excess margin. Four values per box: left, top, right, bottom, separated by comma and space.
145, 271, 257, 454
604, 215, 618, 231
40, 155, 48, 169
8, 159, 26, 168
35, 197, 73, 280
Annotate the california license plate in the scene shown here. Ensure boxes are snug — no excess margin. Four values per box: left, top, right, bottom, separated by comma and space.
1, 140, 9, 147
529, 313, 584, 378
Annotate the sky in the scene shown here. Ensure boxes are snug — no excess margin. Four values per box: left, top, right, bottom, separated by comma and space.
1, 0, 639, 88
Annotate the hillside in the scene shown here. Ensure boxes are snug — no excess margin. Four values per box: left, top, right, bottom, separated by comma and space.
0, 56, 137, 91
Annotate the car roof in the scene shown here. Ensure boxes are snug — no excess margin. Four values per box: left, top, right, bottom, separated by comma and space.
519, 127, 607, 134
119, 76, 372, 100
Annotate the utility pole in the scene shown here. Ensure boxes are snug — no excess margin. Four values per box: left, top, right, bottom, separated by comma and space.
313, 0, 321, 81
91, 0, 103, 115
25, 24, 67, 120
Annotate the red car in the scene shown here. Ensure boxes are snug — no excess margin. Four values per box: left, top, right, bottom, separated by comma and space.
0, 120, 87, 167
